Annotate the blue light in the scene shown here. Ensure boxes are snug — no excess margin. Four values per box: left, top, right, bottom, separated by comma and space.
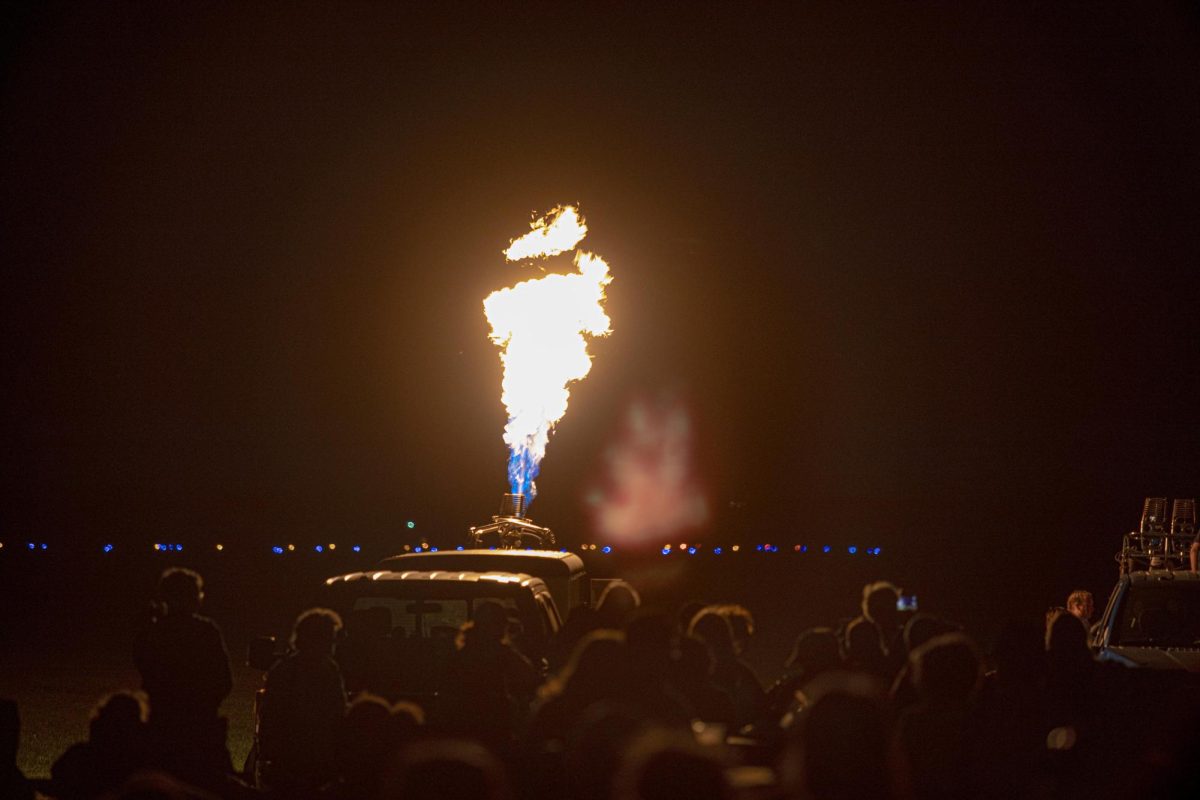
103, 544, 113, 553
315, 545, 324, 553
661, 547, 670, 555
756, 544, 764, 552
27, 542, 35, 550
849, 546, 857, 555
272, 546, 284, 555
456, 546, 465, 551
176, 544, 183, 552
801, 545, 808, 553
430, 546, 439, 552
875, 547, 883, 555
352, 545, 361, 553
40, 543, 48, 551
488, 546, 496, 550
413, 546, 422, 553
687, 546, 697, 555
822, 545, 831, 553
601, 546, 612, 554
713, 547, 722, 555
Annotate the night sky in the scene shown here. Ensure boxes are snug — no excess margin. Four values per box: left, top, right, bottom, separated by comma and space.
3, 3, 1198, 590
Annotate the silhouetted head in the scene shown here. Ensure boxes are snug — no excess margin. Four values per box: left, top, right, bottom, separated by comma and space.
612, 729, 732, 800
786, 628, 842, 680
1046, 609, 1092, 675
290, 607, 343, 657
902, 614, 960, 655
89, 691, 148, 746
861, 581, 900, 630
910, 633, 983, 707
338, 693, 423, 787
457, 601, 510, 650
156, 568, 203, 616
1066, 589, 1094, 622
674, 635, 715, 681
688, 608, 736, 662
564, 703, 650, 800
715, 604, 755, 656
380, 738, 510, 800
787, 680, 892, 800
844, 617, 884, 669
597, 582, 642, 628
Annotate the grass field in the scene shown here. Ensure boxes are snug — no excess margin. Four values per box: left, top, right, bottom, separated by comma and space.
5, 646, 260, 779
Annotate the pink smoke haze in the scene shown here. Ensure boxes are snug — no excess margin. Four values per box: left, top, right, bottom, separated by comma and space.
591, 399, 709, 545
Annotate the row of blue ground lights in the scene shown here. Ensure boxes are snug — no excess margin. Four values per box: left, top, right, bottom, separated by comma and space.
664, 544, 882, 556
12, 542, 878, 556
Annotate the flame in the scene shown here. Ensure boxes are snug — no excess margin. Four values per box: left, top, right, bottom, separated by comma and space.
503, 205, 588, 261
484, 205, 613, 502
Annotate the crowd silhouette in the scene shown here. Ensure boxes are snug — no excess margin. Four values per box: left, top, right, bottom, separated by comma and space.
5, 569, 1200, 800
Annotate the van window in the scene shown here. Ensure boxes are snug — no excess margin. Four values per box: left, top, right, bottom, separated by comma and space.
351, 595, 520, 638
1112, 584, 1200, 647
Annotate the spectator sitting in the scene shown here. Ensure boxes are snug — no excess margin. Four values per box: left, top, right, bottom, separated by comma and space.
435, 601, 540, 752
766, 627, 843, 722
780, 677, 894, 800
1044, 609, 1095, 731
379, 738, 511, 800
562, 703, 652, 800
844, 617, 890, 678
890, 615, 962, 710
529, 629, 632, 749
667, 636, 737, 727
595, 582, 642, 630
611, 728, 733, 800
713, 604, 756, 659
895, 633, 985, 800
322, 693, 425, 800
621, 612, 693, 727
855, 581, 905, 678
258, 608, 347, 791
688, 607, 765, 729
51, 691, 150, 800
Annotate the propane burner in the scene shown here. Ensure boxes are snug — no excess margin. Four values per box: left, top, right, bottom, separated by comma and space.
500, 492, 527, 519
468, 493, 556, 550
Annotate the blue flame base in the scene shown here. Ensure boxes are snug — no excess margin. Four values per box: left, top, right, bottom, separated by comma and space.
507, 447, 540, 504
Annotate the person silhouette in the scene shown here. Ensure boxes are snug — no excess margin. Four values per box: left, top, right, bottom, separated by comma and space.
133, 568, 233, 779
258, 608, 347, 791
51, 691, 150, 799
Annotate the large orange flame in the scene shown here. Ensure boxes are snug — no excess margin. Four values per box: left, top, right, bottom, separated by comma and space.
484, 205, 613, 501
